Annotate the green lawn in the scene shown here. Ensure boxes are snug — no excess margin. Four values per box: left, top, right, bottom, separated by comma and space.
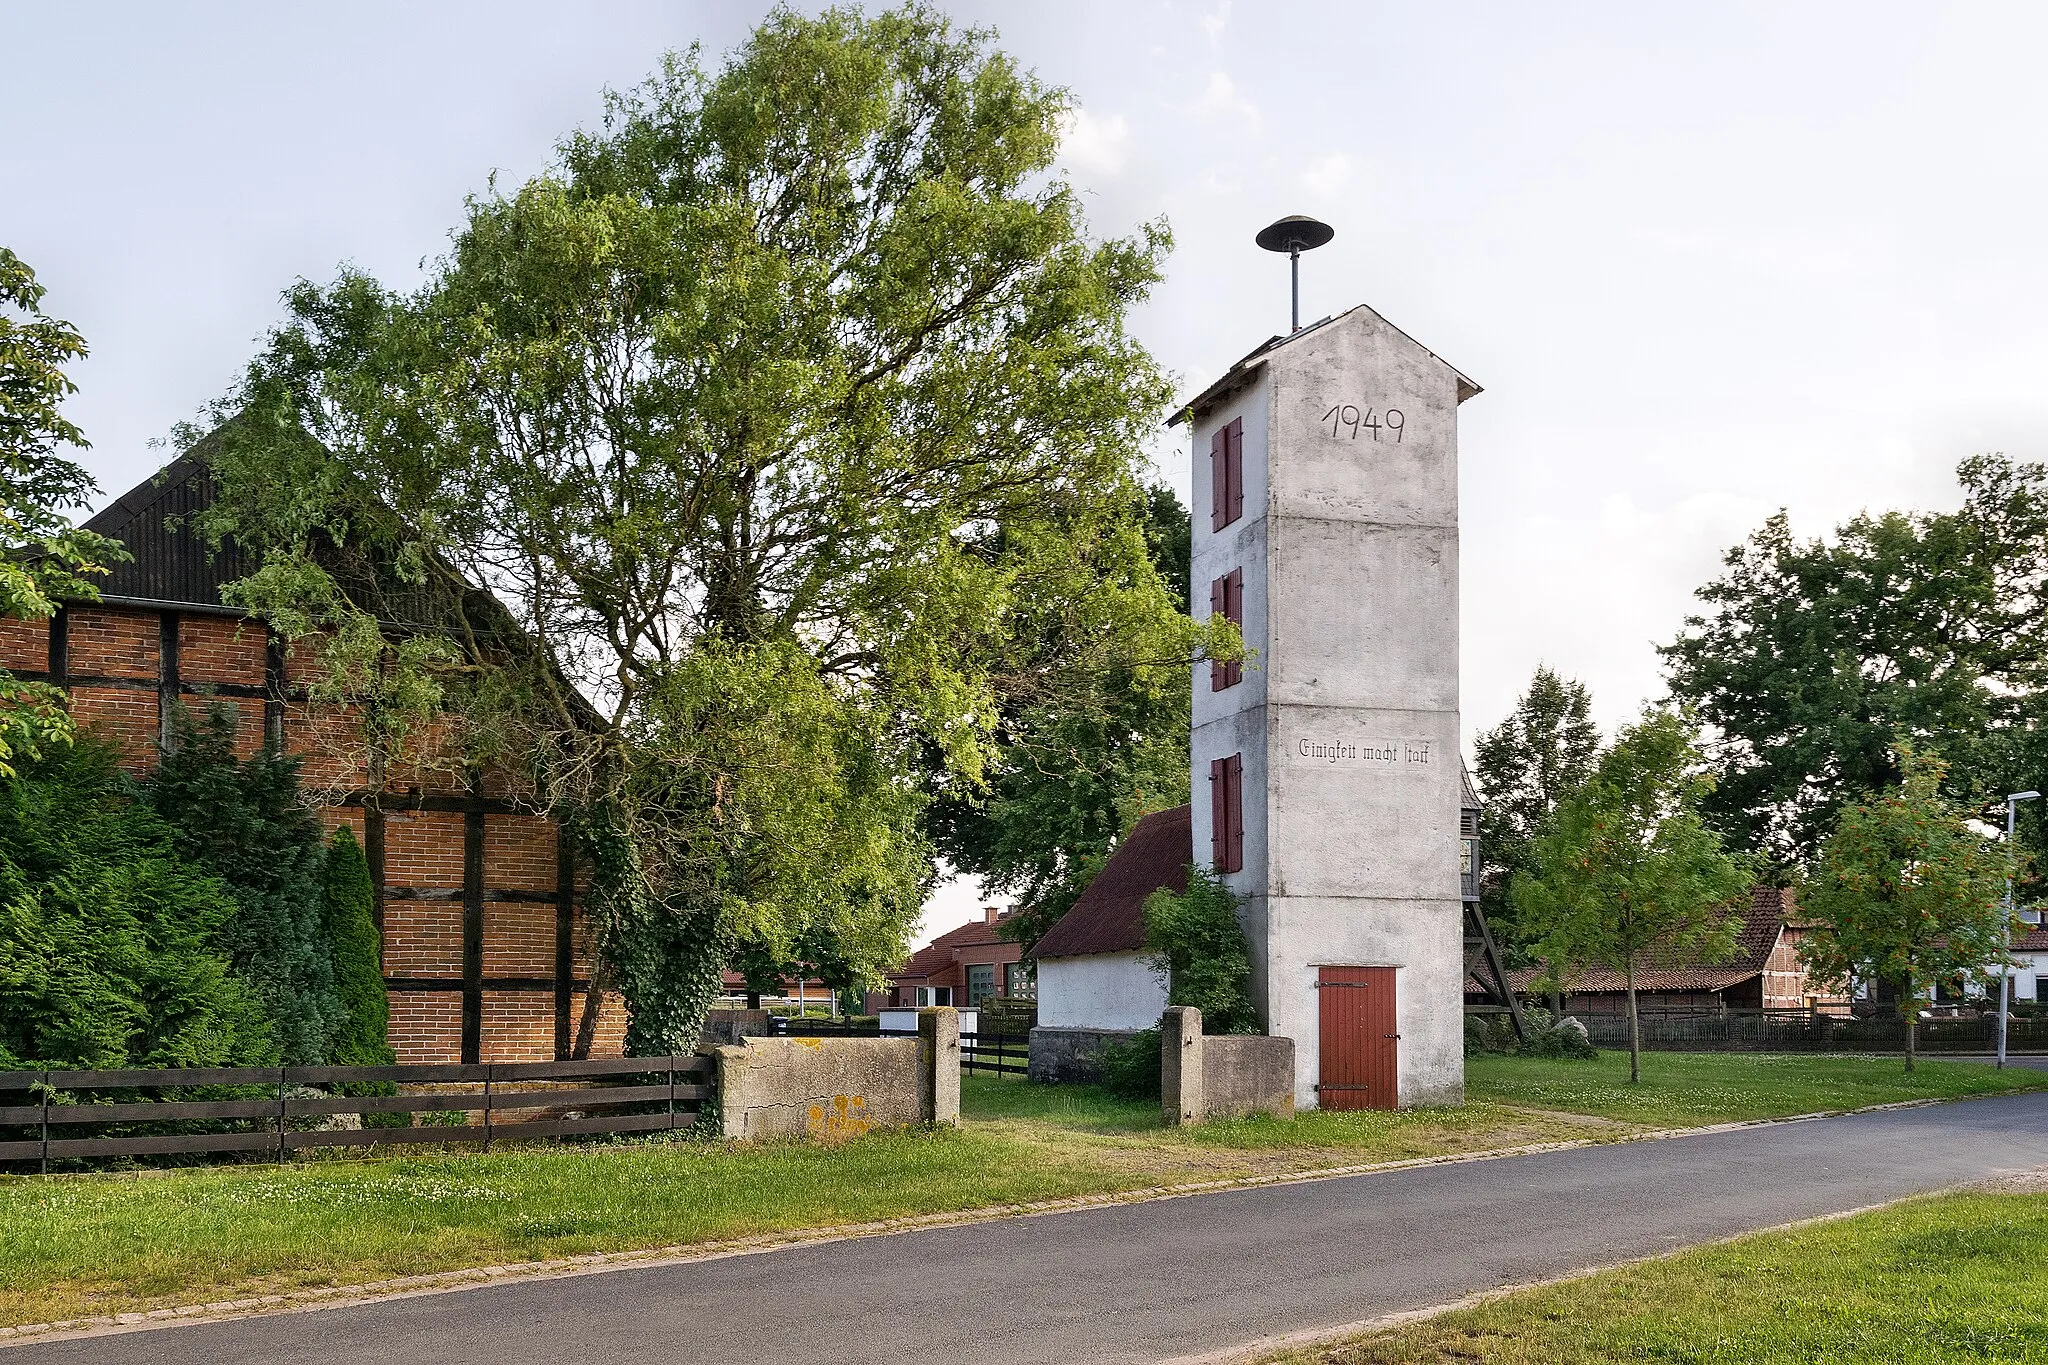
1, 1055, 2040, 1334
1265, 1184, 2048, 1364
1465, 1051, 2048, 1127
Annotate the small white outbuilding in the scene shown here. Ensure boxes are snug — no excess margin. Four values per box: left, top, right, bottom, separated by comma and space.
1027, 806, 1183, 1049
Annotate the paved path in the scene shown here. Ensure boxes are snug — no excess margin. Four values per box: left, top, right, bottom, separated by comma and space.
15, 1094, 2048, 1365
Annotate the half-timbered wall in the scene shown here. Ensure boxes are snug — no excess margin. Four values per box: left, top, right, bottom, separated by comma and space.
0, 600, 625, 1063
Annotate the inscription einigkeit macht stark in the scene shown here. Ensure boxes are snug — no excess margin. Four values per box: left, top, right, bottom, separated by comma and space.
1296, 737, 1434, 767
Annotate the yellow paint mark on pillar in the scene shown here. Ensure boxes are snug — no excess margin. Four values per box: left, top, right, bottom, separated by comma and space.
806, 1094, 875, 1141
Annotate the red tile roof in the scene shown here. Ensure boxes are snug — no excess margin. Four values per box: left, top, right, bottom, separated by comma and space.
1030, 805, 1192, 960
2014, 925, 2048, 953
1506, 886, 1793, 995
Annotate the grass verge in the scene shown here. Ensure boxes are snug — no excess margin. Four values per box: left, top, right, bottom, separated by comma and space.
0, 1076, 1587, 1330
1465, 1050, 2048, 1126
2, 1054, 2040, 1333
1261, 1177, 2048, 1364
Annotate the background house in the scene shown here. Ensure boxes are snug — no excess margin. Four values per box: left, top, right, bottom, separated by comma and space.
1503, 887, 1844, 1015
3, 452, 626, 1064
881, 906, 1029, 1009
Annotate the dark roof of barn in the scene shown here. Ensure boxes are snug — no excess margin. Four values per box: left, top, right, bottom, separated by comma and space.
79, 428, 527, 642
81, 450, 255, 610
1504, 886, 1793, 996
1030, 805, 1192, 961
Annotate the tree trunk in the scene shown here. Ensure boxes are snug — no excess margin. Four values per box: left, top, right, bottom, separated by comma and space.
1902, 970, 1916, 1074
1625, 954, 1641, 1085
572, 961, 608, 1060
746, 990, 761, 1010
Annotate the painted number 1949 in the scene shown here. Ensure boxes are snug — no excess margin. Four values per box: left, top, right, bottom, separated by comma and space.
1323, 404, 1405, 442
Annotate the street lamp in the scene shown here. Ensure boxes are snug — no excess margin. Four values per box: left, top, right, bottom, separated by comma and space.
1999, 790, 2040, 1069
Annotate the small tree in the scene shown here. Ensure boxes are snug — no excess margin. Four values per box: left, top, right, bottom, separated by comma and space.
1474, 664, 1601, 956
1513, 709, 1756, 1083
0, 248, 128, 775
1798, 749, 2011, 1072
321, 825, 391, 1067
1142, 867, 1258, 1034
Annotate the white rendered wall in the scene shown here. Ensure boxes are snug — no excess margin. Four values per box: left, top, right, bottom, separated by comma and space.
1191, 306, 1470, 1110
1036, 953, 1169, 1030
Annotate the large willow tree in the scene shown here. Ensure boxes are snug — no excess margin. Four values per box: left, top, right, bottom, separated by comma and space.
194, 6, 1217, 1052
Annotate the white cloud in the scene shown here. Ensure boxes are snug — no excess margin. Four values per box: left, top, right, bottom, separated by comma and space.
1059, 106, 1130, 178
1191, 70, 1259, 124
1299, 153, 1351, 197
1200, 0, 1232, 45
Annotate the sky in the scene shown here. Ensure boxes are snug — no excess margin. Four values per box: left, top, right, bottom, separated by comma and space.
10, 1, 2048, 945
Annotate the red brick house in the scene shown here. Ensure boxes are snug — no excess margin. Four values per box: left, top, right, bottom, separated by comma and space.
1502, 887, 1846, 1015
1, 453, 625, 1064
882, 907, 1030, 1008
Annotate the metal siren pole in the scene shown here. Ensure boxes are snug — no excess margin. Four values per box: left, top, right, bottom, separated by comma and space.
1256, 215, 1334, 332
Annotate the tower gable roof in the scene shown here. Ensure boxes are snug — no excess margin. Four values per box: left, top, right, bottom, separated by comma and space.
1170, 302, 1482, 429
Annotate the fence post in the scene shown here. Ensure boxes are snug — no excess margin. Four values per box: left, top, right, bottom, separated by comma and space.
667, 1056, 677, 1134
276, 1068, 287, 1164
38, 1070, 49, 1176
917, 1008, 960, 1127
483, 1064, 494, 1154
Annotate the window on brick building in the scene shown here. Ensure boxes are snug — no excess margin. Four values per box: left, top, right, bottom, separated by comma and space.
1005, 961, 1035, 998
966, 963, 997, 1006
1209, 567, 1243, 690
1209, 752, 1243, 873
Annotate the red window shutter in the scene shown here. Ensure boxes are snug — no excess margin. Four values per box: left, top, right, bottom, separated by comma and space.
1210, 426, 1229, 532
1223, 569, 1243, 687
1223, 753, 1244, 873
1209, 574, 1228, 691
1226, 418, 1245, 527
1210, 757, 1228, 869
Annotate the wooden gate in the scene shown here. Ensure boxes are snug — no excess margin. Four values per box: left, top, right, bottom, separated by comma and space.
1317, 966, 1398, 1110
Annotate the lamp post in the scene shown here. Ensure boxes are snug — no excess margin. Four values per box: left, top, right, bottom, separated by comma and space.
1999, 790, 2040, 1069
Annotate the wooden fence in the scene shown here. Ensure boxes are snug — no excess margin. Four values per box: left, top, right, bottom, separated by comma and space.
771, 1017, 1029, 1076
1572, 1009, 2048, 1053
0, 1057, 712, 1173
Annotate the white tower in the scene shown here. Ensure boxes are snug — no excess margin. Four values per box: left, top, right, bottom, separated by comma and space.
1181, 303, 1478, 1109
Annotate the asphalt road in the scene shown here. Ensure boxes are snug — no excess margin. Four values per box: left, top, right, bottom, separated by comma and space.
15, 1093, 2048, 1365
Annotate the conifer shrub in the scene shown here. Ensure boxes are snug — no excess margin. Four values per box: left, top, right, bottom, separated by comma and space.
145, 704, 340, 1064
0, 737, 274, 1068
322, 825, 391, 1067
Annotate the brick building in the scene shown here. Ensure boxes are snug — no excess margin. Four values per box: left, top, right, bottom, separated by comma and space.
882, 907, 1030, 1008
1, 454, 625, 1063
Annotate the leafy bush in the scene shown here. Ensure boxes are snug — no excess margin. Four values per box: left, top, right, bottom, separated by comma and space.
1464, 1006, 1597, 1061
0, 738, 275, 1068
1097, 1027, 1162, 1100
145, 704, 340, 1064
1143, 867, 1259, 1034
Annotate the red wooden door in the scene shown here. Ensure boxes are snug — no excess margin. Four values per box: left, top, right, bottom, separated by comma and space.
1317, 966, 1398, 1110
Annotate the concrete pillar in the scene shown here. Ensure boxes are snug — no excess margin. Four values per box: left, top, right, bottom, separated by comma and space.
918, 1007, 961, 1126
1161, 1006, 1204, 1126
